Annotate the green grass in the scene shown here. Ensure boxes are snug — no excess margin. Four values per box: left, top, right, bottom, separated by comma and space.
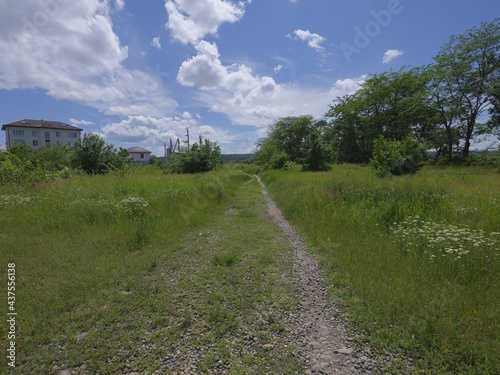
0, 168, 302, 374
261, 164, 500, 374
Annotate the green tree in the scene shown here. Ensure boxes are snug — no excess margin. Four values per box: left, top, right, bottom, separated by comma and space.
301, 129, 331, 172
256, 116, 332, 170
433, 18, 500, 158
370, 136, 428, 178
488, 79, 500, 137
33, 145, 71, 172
167, 139, 221, 174
254, 138, 290, 170
325, 68, 432, 164
267, 115, 315, 163
71, 134, 129, 175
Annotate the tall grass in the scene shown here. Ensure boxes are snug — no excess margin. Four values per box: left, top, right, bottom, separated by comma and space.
0, 167, 247, 369
261, 164, 500, 374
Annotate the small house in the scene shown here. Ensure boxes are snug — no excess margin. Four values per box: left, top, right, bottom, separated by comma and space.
127, 147, 152, 165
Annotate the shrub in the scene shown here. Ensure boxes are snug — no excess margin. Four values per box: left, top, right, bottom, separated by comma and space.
167, 139, 221, 174
371, 136, 428, 178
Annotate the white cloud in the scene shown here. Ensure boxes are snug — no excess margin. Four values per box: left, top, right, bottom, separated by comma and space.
382, 49, 404, 63
165, 0, 250, 45
0, 0, 177, 117
69, 118, 95, 126
273, 64, 284, 74
178, 41, 366, 127
151, 36, 161, 49
115, 0, 125, 11
292, 29, 326, 52
101, 115, 236, 153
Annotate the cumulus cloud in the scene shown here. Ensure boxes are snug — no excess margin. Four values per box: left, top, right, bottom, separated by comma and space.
177, 40, 366, 127
151, 36, 161, 49
292, 29, 326, 52
178, 41, 278, 94
0, 0, 176, 117
382, 49, 404, 63
165, 0, 250, 45
101, 114, 236, 153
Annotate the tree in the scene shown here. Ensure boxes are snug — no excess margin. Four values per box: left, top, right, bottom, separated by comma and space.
325, 68, 432, 163
433, 18, 500, 158
254, 138, 290, 170
71, 134, 129, 175
256, 116, 331, 171
488, 79, 500, 137
267, 115, 315, 163
33, 145, 71, 172
167, 139, 221, 174
301, 129, 331, 171
370, 136, 428, 178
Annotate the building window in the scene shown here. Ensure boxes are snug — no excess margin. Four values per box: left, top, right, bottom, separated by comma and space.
13, 129, 24, 136
56, 131, 61, 137
33, 140, 39, 146
45, 132, 50, 139
32, 130, 38, 136
140, 153, 144, 159
14, 139, 25, 144
57, 141, 62, 146
68, 132, 77, 138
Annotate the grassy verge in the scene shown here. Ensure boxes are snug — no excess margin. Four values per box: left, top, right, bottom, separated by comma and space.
261, 164, 500, 374
0, 168, 302, 374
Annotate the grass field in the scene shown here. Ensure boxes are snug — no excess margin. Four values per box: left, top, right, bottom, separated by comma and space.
0, 167, 304, 374
1, 164, 498, 374
261, 164, 500, 374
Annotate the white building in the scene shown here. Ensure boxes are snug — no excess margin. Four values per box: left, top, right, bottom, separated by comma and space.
127, 146, 152, 165
2, 119, 83, 149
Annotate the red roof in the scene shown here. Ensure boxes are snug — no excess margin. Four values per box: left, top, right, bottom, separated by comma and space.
127, 147, 152, 153
1, 119, 83, 131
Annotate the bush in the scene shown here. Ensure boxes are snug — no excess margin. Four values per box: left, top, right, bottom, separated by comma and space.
371, 136, 428, 178
254, 141, 290, 170
71, 134, 129, 175
167, 139, 221, 174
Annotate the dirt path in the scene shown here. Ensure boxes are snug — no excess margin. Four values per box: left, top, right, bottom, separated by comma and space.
255, 175, 368, 375
47, 175, 381, 375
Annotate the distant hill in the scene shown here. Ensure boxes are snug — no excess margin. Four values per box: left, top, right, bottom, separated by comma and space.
221, 154, 254, 163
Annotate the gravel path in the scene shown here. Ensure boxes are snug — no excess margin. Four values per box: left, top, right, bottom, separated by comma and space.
255, 176, 376, 375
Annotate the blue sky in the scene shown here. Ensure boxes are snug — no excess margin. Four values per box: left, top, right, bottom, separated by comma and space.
1, 0, 499, 155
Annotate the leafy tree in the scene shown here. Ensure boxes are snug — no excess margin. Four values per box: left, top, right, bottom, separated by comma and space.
149, 155, 163, 167
167, 139, 221, 174
7, 143, 33, 162
370, 136, 428, 178
33, 145, 71, 172
71, 134, 129, 175
301, 129, 331, 171
257, 116, 331, 170
267, 115, 315, 163
488, 79, 500, 137
254, 138, 290, 170
325, 68, 432, 163
432, 18, 500, 158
